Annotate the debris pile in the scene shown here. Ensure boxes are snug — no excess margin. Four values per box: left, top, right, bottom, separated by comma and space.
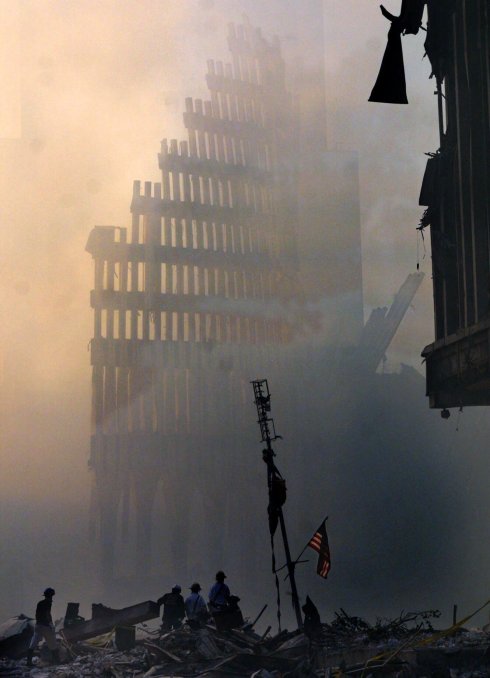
2, 604, 490, 677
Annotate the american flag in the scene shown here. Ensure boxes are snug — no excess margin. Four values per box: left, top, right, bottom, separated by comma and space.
307, 519, 331, 579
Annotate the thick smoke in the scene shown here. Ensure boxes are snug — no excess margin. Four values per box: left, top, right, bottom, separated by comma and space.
1, 0, 490, 632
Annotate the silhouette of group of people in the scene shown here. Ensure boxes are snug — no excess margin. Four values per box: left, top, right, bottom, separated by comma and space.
157, 570, 236, 630
26, 572, 238, 666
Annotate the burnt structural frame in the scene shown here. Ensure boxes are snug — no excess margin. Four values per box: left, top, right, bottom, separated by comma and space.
86, 19, 301, 583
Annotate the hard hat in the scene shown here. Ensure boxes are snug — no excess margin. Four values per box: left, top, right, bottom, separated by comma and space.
190, 582, 201, 592
44, 587, 55, 597
172, 585, 182, 593
216, 571, 227, 580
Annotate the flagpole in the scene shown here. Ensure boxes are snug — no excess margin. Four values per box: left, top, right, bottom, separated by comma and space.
293, 515, 329, 565
251, 379, 303, 631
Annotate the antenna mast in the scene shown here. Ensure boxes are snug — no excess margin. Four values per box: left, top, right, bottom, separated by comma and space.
251, 379, 302, 630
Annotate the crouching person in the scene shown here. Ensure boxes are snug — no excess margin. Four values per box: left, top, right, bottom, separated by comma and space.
26, 587, 59, 666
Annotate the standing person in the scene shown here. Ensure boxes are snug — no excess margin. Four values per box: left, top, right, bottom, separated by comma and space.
184, 583, 208, 628
26, 587, 59, 666
208, 571, 230, 613
157, 585, 185, 630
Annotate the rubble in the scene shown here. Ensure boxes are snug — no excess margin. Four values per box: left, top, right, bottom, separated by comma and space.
0, 617, 35, 660
3, 606, 490, 677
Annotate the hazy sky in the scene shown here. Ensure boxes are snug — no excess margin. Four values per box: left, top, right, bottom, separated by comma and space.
0, 0, 456, 623
0, 2, 437, 488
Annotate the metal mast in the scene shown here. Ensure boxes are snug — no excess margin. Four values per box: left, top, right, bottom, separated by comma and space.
251, 379, 302, 630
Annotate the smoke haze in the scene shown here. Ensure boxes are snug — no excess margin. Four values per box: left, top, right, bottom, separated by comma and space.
1, 0, 490, 631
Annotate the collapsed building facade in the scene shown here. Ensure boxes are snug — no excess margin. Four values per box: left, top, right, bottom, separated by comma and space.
86, 19, 302, 584
85, 1, 371, 587
85, 2, 426, 591
421, 1, 490, 408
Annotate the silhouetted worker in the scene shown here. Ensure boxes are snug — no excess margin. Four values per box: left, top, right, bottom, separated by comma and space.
208, 570, 231, 613
184, 583, 208, 628
157, 585, 185, 630
26, 587, 59, 666
302, 595, 321, 640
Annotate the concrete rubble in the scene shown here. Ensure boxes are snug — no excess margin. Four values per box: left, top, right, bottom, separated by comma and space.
2, 605, 490, 677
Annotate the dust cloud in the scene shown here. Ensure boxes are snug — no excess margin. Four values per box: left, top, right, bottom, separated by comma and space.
1, 0, 490, 632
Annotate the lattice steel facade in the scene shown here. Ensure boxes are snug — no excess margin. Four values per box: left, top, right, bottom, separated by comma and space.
86, 20, 300, 582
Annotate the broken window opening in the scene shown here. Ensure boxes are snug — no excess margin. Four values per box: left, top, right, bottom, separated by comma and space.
204, 132, 210, 160
220, 224, 228, 252
114, 262, 121, 291
172, 312, 179, 341
137, 263, 145, 292
100, 309, 107, 338
102, 261, 109, 290
199, 176, 205, 204
222, 135, 229, 163
192, 220, 198, 248
193, 266, 199, 295
224, 271, 229, 298
183, 265, 189, 294
171, 218, 176, 247
171, 265, 178, 294
181, 219, 187, 248
179, 173, 185, 201
168, 172, 174, 201
113, 310, 120, 339
203, 269, 209, 296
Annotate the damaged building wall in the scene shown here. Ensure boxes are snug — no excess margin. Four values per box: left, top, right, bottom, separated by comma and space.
86, 6, 366, 590
86, 19, 301, 585
421, 1, 490, 408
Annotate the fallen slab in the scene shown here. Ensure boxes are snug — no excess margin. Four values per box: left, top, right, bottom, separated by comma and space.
61, 601, 160, 643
